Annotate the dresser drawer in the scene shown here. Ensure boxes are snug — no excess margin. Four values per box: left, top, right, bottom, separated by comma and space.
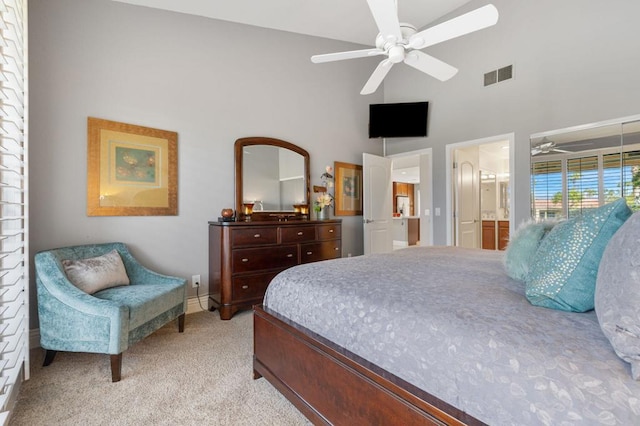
317, 223, 341, 240
232, 245, 298, 273
280, 225, 316, 243
231, 227, 277, 247
232, 271, 280, 302
301, 240, 342, 264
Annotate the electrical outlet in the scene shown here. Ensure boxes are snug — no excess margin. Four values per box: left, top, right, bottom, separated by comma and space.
191, 274, 201, 288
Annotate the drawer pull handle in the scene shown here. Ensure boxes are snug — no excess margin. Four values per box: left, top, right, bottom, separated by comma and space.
286, 253, 294, 258
242, 285, 249, 289
329, 229, 334, 233
297, 231, 303, 236
253, 234, 261, 238
334, 247, 339, 251
307, 251, 313, 255
242, 258, 249, 262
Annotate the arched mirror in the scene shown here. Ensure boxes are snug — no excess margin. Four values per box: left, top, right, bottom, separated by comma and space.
235, 137, 310, 220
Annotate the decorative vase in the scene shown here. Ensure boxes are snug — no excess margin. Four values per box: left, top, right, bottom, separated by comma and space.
317, 207, 329, 220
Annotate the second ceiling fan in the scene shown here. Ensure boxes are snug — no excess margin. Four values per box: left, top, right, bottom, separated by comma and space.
311, 1, 499, 95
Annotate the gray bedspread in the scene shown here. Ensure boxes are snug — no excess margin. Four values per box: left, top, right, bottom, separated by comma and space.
263, 246, 640, 425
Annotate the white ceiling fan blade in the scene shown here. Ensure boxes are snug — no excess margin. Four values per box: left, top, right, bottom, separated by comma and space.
366, 0, 402, 44
551, 148, 571, 153
360, 60, 394, 95
531, 148, 542, 156
311, 48, 385, 64
404, 51, 458, 81
409, 4, 499, 50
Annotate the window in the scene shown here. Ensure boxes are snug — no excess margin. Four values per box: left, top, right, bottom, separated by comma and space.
0, 0, 28, 422
531, 160, 562, 219
531, 118, 640, 219
566, 156, 599, 217
532, 149, 640, 219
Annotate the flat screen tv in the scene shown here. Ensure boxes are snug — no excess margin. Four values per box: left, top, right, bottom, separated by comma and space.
369, 101, 429, 138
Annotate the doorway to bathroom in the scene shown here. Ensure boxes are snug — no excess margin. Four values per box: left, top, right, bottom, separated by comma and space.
446, 133, 514, 249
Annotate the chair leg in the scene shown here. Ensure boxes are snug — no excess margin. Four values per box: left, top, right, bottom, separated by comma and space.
110, 354, 122, 382
43, 350, 57, 367
178, 313, 185, 333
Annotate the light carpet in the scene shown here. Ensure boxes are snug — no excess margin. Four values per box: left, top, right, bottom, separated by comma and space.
10, 310, 311, 425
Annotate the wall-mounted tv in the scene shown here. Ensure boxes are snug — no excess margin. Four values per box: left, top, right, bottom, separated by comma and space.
369, 101, 429, 138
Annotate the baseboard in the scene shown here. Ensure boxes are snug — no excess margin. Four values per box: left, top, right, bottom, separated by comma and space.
28, 294, 211, 350
186, 293, 210, 315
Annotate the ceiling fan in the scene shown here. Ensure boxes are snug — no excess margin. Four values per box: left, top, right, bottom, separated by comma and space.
531, 138, 571, 156
311, 1, 499, 95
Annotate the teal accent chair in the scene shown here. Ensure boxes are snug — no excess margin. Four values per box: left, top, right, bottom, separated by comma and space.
35, 242, 187, 382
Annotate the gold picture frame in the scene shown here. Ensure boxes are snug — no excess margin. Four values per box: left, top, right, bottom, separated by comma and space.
334, 161, 363, 216
87, 117, 178, 216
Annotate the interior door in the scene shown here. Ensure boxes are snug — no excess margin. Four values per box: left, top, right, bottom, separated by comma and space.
363, 153, 392, 254
454, 147, 480, 248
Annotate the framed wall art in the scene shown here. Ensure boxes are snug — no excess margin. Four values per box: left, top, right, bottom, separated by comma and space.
334, 161, 363, 216
87, 117, 178, 216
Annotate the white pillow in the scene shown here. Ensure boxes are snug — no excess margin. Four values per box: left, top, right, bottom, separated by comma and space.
595, 211, 640, 379
62, 249, 130, 294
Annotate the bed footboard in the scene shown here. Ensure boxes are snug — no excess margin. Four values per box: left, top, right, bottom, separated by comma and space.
253, 305, 483, 426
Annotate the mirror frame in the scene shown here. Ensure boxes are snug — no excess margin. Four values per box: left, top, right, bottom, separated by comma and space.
235, 136, 310, 221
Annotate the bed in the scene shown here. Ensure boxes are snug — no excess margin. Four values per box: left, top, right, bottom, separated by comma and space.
253, 207, 640, 425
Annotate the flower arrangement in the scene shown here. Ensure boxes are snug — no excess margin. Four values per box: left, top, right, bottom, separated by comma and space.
313, 165, 334, 214
314, 192, 333, 213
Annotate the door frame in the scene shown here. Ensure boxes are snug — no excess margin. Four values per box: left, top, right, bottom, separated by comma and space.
387, 148, 433, 246
445, 132, 515, 246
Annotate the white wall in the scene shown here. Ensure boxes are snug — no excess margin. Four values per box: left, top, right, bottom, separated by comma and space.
382, 0, 640, 244
29, 0, 384, 327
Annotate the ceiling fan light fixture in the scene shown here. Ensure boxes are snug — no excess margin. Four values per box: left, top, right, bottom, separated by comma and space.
388, 45, 405, 63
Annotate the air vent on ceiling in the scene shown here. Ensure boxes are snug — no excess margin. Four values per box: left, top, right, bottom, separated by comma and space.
484, 65, 513, 86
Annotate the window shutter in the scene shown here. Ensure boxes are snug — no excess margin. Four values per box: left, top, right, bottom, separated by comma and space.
0, 0, 28, 422
566, 156, 599, 218
622, 150, 640, 211
531, 160, 563, 219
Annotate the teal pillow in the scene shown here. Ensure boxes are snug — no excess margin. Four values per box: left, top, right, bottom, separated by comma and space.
503, 220, 557, 281
525, 198, 632, 312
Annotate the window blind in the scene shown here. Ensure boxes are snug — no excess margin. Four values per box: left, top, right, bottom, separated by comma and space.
0, 0, 28, 423
603, 152, 623, 204
622, 150, 640, 211
531, 160, 563, 219
566, 156, 599, 218
532, 147, 640, 219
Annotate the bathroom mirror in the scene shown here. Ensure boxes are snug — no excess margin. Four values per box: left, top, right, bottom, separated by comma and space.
480, 170, 497, 219
235, 137, 310, 220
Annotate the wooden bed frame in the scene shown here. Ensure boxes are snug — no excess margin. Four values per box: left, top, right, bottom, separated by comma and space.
253, 305, 485, 425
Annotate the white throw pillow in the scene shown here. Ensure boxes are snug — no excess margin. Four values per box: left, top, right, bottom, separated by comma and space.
595, 211, 640, 379
62, 249, 130, 294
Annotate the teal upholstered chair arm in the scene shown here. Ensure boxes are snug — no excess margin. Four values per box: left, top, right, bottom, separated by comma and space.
121, 256, 186, 286
35, 251, 129, 354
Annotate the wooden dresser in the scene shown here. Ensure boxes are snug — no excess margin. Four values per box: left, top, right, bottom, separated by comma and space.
208, 219, 342, 320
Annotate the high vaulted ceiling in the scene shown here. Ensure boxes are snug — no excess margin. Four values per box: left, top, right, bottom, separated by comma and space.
112, 0, 473, 46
